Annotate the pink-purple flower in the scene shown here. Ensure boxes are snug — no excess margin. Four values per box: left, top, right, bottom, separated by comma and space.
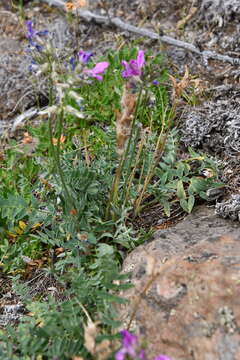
84, 61, 109, 81
121, 50, 145, 78
78, 50, 93, 64
115, 330, 137, 360
115, 330, 171, 360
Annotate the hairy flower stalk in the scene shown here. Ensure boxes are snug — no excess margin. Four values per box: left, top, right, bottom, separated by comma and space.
106, 51, 146, 218
106, 84, 137, 218
116, 84, 137, 157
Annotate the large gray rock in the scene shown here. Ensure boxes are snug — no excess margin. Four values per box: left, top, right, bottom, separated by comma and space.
120, 206, 240, 360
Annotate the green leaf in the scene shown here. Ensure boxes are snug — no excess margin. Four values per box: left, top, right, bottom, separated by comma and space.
179, 199, 189, 213
187, 195, 195, 213
87, 233, 97, 244
97, 291, 128, 304
189, 177, 207, 194
163, 201, 171, 217
199, 191, 208, 200
176, 180, 186, 199
101, 316, 122, 328
176, 162, 185, 178
160, 171, 168, 185
97, 244, 114, 257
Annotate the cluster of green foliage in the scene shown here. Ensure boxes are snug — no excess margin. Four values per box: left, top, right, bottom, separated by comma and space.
0, 42, 223, 359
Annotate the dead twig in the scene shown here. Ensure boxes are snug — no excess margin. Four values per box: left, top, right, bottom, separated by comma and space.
42, 0, 240, 66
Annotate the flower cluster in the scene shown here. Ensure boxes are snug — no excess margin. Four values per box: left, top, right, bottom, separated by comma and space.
115, 330, 171, 360
26, 20, 48, 52
69, 49, 109, 81
121, 50, 145, 79
25, 22, 148, 84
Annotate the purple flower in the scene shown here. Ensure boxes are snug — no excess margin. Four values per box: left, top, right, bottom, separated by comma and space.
26, 20, 35, 39
84, 61, 109, 81
26, 20, 48, 51
115, 330, 172, 360
78, 50, 93, 64
139, 350, 147, 359
69, 56, 77, 71
121, 330, 138, 348
152, 80, 160, 85
121, 50, 145, 79
115, 330, 138, 360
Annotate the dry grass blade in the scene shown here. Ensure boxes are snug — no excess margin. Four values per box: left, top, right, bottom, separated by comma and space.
169, 65, 190, 101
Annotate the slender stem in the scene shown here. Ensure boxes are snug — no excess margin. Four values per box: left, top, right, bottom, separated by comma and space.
55, 109, 75, 210
134, 133, 168, 216
48, 75, 76, 214
105, 155, 124, 220
82, 130, 90, 167
122, 127, 145, 208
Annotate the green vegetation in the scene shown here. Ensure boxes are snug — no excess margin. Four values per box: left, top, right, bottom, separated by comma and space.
0, 24, 223, 359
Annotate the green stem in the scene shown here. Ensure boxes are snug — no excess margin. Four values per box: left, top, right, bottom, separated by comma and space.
118, 86, 144, 202
105, 155, 124, 220
54, 110, 76, 212
122, 125, 143, 207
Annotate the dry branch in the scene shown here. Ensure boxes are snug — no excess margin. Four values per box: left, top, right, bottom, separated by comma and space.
42, 0, 240, 66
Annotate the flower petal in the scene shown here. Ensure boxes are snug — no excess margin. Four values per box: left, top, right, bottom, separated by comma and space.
120, 330, 137, 348
137, 50, 145, 68
91, 61, 109, 74
26, 20, 34, 39
129, 59, 141, 75
121, 60, 133, 78
78, 50, 93, 64
115, 348, 127, 360
93, 74, 103, 81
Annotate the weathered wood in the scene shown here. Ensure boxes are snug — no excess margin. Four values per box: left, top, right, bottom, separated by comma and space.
42, 0, 240, 66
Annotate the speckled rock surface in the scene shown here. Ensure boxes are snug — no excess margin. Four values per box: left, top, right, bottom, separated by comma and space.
120, 205, 240, 360
181, 88, 240, 156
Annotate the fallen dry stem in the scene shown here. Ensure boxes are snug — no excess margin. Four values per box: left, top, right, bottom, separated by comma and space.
42, 0, 240, 66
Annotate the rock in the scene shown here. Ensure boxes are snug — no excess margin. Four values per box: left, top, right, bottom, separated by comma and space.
199, 0, 240, 29
181, 91, 240, 156
120, 206, 240, 360
216, 194, 240, 221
